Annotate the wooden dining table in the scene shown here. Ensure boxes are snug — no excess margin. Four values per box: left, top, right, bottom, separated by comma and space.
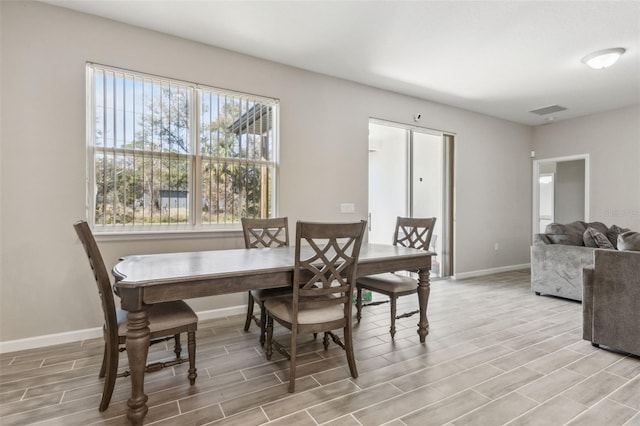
112, 243, 433, 425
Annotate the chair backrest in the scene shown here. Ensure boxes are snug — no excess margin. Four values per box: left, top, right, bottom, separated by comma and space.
393, 217, 437, 251
241, 217, 289, 249
73, 221, 118, 344
293, 221, 367, 322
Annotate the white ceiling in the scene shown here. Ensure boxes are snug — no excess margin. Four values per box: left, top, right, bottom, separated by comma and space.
42, 0, 640, 126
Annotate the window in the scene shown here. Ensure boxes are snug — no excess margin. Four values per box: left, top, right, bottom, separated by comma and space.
87, 64, 278, 232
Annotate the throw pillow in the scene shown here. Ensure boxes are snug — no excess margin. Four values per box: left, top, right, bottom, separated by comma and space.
607, 224, 631, 248
617, 231, 640, 251
583, 222, 612, 247
586, 227, 615, 249
583, 229, 599, 247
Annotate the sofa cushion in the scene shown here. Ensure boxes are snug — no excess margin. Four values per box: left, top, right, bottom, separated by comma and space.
607, 224, 631, 248
545, 221, 587, 246
585, 227, 614, 249
617, 231, 640, 251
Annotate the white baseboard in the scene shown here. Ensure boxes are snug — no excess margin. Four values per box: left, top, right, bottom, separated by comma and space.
192, 305, 246, 322
452, 263, 530, 280
0, 305, 246, 354
0, 328, 106, 355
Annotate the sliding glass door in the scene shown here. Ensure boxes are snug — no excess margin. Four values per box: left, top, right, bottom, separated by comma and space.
368, 119, 454, 278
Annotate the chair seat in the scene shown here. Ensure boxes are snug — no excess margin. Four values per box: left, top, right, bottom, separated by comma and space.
357, 273, 417, 295
250, 287, 292, 303
264, 297, 344, 324
116, 301, 198, 337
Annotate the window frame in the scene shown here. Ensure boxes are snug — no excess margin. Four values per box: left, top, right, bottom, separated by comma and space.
86, 63, 280, 235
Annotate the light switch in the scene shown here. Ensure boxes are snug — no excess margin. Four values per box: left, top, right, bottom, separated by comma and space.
340, 203, 355, 214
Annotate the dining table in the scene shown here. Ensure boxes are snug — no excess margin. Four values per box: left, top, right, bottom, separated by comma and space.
112, 243, 433, 425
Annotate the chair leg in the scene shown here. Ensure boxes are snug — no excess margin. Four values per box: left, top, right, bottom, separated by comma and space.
323, 332, 330, 350
244, 291, 255, 331
99, 342, 108, 378
356, 287, 363, 322
266, 314, 274, 360
390, 296, 397, 339
288, 330, 297, 393
344, 325, 358, 379
187, 331, 197, 385
99, 341, 119, 412
259, 303, 267, 347
174, 334, 182, 358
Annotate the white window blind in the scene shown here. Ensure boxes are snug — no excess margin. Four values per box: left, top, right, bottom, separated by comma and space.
87, 64, 278, 232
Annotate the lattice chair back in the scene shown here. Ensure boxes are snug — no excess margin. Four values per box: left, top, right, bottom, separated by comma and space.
393, 217, 436, 251
242, 217, 289, 248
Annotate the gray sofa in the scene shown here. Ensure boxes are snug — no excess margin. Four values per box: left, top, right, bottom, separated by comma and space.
583, 249, 640, 356
530, 221, 630, 301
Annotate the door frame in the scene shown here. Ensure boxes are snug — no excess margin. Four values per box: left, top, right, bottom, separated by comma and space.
532, 153, 590, 236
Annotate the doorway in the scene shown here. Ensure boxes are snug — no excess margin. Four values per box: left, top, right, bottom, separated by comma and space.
538, 172, 555, 232
368, 119, 454, 277
532, 154, 589, 235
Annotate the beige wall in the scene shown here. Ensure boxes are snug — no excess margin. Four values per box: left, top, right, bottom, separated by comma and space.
532, 105, 640, 231
1, 1, 534, 343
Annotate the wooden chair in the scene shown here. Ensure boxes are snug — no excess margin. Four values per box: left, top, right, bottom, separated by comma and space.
241, 217, 292, 346
264, 220, 367, 392
73, 221, 197, 411
356, 216, 436, 338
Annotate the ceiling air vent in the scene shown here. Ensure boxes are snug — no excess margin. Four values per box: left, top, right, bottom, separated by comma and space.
529, 105, 567, 116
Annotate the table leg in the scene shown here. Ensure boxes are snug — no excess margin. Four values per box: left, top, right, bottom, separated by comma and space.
417, 269, 431, 342
125, 308, 150, 425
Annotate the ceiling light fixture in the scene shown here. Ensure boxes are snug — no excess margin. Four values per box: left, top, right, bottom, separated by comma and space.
581, 47, 626, 69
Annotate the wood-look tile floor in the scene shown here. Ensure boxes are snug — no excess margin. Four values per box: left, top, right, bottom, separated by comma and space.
1, 269, 639, 425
